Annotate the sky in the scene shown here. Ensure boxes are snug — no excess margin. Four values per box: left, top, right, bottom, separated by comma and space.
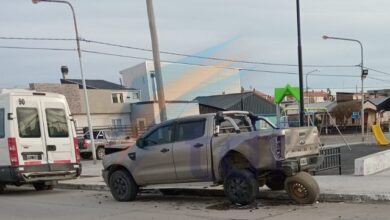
1, 0, 390, 95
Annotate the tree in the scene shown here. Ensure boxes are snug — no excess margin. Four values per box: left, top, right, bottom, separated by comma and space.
332, 100, 361, 127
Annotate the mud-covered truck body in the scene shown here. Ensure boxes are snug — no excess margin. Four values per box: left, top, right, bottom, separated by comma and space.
103, 111, 322, 205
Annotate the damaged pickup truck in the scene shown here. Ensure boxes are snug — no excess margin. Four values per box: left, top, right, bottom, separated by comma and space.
102, 111, 322, 205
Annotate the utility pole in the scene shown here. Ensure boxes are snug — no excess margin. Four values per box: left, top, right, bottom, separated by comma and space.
146, 0, 167, 122
296, 0, 305, 126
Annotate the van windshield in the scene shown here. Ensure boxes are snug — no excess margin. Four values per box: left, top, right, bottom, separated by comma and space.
17, 108, 41, 138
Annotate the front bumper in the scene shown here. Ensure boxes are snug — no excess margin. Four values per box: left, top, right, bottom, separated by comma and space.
0, 163, 82, 184
282, 154, 324, 176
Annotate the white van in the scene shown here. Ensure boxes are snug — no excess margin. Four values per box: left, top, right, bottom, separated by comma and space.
0, 89, 81, 192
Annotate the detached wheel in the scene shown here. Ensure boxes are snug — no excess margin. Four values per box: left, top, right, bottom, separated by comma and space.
266, 172, 286, 190
80, 152, 92, 160
285, 172, 319, 204
96, 147, 105, 160
109, 170, 138, 202
224, 169, 259, 205
33, 182, 54, 191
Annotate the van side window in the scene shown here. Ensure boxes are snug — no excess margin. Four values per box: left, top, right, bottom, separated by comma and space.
0, 109, 4, 138
46, 108, 69, 138
17, 108, 41, 138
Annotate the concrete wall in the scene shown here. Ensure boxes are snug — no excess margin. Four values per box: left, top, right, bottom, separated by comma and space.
355, 149, 390, 175
73, 113, 131, 129
30, 83, 82, 114
131, 102, 200, 127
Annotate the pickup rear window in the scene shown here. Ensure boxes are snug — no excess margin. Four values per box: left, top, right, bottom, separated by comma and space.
17, 107, 41, 138
176, 120, 205, 141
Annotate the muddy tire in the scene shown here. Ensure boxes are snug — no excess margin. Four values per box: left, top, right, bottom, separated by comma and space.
80, 152, 92, 160
265, 172, 286, 190
33, 182, 54, 191
96, 147, 105, 160
224, 169, 259, 205
285, 172, 319, 204
109, 170, 138, 202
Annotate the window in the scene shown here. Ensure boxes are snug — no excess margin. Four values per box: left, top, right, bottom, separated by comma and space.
17, 108, 41, 138
176, 120, 205, 141
144, 124, 173, 146
133, 92, 140, 100
0, 109, 4, 138
112, 119, 122, 128
46, 108, 69, 138
112, 93, 124, 103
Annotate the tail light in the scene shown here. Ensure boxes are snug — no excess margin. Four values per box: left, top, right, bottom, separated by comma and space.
8, 137, 19, 166
73, 137, 81, 164
83, 139, 90, 148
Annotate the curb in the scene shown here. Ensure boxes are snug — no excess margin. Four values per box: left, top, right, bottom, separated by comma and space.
55, 183, 390, 203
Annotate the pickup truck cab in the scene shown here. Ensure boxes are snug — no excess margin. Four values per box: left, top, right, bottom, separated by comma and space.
102, 111, 322, 205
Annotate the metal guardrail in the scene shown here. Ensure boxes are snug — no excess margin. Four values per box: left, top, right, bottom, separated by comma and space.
315, 146, 342, 175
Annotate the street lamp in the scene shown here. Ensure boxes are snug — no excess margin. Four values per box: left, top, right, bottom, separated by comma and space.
305, 69, 320, 105
33, 0, 98, 163
322, 35, 367, 142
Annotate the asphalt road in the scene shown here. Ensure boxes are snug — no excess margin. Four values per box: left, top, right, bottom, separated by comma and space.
1, 186, 389, 220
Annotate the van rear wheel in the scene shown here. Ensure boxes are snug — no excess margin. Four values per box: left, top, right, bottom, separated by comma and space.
0, 183, 5, 194
33, 182, 54, 191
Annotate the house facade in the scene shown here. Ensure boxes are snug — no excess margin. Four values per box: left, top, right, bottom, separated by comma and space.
30, 79, 140, 130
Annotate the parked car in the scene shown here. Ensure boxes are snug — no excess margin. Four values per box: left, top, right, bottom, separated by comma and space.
0, 90, 81, 192
79, 130, 107, 160
102, 111, 322, 205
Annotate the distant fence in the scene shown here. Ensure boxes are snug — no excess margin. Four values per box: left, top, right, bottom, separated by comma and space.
76, 125, 154, 139
314, 146, 342, 175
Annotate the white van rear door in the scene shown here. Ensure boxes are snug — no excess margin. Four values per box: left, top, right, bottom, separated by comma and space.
14, 96, 48, 166
40, 100, 75, 164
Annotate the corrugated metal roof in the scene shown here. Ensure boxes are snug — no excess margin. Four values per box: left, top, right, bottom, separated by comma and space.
61, 79, 136, 90
368, 97, 390, 106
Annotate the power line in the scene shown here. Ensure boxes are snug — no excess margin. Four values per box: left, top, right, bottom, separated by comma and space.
2, 44, 390, 80
0, 36, 359, 68
366, 67, 390, 76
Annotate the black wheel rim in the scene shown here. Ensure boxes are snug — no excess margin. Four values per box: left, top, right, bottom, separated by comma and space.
228, 176, 250, 201
290, 182, 308, 199
112, 175, 128, 197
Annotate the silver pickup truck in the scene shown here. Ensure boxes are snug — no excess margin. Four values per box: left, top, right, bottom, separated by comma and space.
102, 111, 322, 205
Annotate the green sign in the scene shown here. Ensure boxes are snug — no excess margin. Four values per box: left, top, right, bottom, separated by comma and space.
274, 84, 300, 104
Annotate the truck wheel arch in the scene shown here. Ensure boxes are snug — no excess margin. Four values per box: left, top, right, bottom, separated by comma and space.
219, 151, 255, 180
107, 165, 137, 185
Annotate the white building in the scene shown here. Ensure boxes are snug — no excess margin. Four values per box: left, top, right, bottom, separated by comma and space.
120, 61, 241, 101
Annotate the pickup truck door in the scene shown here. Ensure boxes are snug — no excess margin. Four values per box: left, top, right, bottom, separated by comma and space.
134, 123, 176, 184
172, 119, 209, 180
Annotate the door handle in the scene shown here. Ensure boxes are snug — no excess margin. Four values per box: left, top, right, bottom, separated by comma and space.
47, 145, 56, 151
193, 143, 204, 148
160, 148, 170, 153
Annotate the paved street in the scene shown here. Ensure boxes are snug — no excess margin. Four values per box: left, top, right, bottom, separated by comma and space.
1, 186, 389, 220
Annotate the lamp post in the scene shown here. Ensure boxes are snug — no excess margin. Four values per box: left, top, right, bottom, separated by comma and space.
322, 35, 367, 142
305, 69, 320, 105
33, 0, 98, 163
